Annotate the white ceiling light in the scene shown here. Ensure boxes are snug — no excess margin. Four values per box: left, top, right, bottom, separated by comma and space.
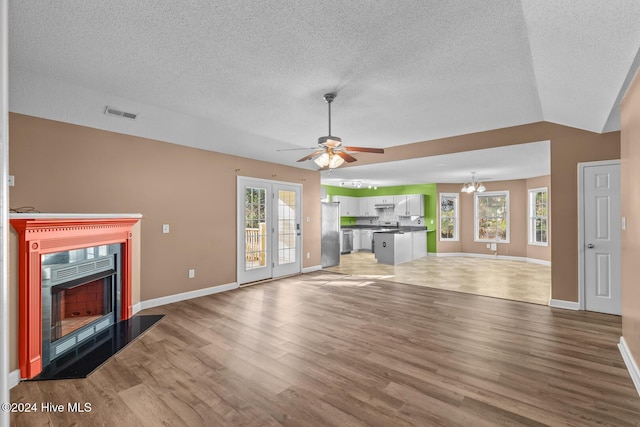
461, 172, 485, 193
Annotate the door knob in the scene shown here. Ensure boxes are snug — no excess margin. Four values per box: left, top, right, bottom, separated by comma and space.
587, 243, 594, 248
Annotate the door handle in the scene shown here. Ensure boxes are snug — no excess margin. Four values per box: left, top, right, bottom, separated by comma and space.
586, 243, 594, 249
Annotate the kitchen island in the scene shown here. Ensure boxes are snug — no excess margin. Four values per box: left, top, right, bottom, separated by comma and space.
374, 229, 428, 265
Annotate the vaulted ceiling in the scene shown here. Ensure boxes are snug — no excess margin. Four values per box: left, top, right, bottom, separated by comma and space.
9, 1, 640, 185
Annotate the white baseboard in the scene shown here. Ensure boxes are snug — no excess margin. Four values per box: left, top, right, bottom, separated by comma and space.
9, 369, 20, 389
525, 257, 552, 266
139, 282, 238, 311
132, 302, 142, 315
619, 336, 640, 397
302, 265, 322, 273
549, 299, 580, 310
433, 252, 551, 266
133, 268, 323, 313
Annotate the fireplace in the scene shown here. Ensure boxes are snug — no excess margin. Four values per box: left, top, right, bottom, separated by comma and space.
42, 244, 121, 367
11, 215, 140, 379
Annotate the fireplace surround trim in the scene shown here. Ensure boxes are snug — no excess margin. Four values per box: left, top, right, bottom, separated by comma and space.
10, 214, 141, 379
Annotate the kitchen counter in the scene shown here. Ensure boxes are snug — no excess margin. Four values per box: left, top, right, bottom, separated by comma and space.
374, 230, 427, 265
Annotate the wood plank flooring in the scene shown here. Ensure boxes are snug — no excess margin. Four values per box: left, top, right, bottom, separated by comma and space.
328, 252, 551, 305
10, 271, 639, 426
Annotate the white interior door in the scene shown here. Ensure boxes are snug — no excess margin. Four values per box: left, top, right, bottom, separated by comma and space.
582, 162, 621, 315
237, 177, 301, 285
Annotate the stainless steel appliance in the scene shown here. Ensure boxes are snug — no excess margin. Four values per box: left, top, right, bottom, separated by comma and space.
321, 202, 340, 267
341, 229, 353, 254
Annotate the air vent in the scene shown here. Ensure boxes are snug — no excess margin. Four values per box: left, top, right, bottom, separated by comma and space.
104, 105, 138, 120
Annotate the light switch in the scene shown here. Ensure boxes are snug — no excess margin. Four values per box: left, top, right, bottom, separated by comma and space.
8, 175, 14, 187
622, 216, 627, 230
306, 216, 311, 223
188, 269, 195, 278
162, 224, 170, 234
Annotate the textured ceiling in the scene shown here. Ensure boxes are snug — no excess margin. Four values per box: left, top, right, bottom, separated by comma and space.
8, 1, 640, 186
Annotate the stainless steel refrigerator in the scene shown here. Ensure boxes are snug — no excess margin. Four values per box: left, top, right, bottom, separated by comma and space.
321, 202, 340, 267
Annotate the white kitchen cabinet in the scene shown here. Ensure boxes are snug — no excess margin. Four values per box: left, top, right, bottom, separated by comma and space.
360, 229, 373, 251
394, 194, 424, 216
352, 229, 361, 251
411, 230, 428, 259
358, 197, 378, 217
375, 196, 394, 204
333, 195, 358, 216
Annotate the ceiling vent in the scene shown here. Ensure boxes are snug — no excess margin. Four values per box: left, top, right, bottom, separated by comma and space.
104, 106, 138, 120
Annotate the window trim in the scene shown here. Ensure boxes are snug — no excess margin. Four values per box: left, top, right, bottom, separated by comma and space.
474, 191, 510, 243
439, 193, 459, 241
528, 187, 549, 247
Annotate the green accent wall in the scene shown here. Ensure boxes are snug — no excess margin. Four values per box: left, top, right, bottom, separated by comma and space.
323, 184, 438, 252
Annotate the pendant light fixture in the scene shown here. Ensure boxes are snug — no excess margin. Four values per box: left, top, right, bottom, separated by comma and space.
461, 172, 486, 193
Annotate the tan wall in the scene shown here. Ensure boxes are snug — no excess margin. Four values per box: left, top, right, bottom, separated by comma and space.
621, 69, 640, 367
8, 113, 321, 372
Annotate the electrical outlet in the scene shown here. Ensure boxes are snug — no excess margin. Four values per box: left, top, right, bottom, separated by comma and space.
188, 269, 195, 278
306, 252, 310, 259
162, 224, 170, 234
490, 243, 497, 251
306, 216, 310, 223
486, 244, 490, 249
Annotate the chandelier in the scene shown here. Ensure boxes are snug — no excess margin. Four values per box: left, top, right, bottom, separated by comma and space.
460, 172, 486, 193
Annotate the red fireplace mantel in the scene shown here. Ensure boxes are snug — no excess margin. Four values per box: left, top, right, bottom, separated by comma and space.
10, 214, 141, 379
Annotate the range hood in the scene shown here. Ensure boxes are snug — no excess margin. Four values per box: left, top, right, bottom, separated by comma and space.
374, 203, 395, 209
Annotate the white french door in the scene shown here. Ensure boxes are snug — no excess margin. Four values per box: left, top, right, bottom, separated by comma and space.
237, 177, 302, 285
579, 161, 621, 315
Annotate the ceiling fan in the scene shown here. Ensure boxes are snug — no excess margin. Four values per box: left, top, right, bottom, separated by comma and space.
282, 93, 384, 169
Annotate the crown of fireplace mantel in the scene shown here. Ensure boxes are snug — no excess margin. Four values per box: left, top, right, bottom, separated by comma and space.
10, 213, 142, 379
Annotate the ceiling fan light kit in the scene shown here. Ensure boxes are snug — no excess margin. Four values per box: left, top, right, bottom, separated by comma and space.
296, 93, 384, 169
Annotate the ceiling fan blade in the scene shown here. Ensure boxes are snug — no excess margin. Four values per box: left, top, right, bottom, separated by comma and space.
296, 150, 325, 162
344, 146, 384, 154
276, 147, 318, 151
337, 151, 358, 163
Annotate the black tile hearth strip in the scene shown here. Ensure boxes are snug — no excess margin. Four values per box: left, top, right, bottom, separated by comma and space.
29, 314, 164, 381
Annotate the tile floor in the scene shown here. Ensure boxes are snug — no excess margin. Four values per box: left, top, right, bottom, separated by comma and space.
326, 252, 551, 305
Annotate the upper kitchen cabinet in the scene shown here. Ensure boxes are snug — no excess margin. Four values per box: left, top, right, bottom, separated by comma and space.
358, 197, 377, 217
394, 194, 424, 216
333, 195, 358, 216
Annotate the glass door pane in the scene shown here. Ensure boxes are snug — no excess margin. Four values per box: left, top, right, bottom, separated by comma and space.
273, 184, 301, 278
278, 190, 296, 265
244, 186, 267, 270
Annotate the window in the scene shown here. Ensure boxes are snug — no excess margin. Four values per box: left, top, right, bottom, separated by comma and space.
528, 187, 548, 246
439, 193, 459, 241
475, 191, 509, 242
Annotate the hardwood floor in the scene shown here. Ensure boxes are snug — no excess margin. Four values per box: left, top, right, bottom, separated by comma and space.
10, 271, 639, 426
328, 252, 551, 305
